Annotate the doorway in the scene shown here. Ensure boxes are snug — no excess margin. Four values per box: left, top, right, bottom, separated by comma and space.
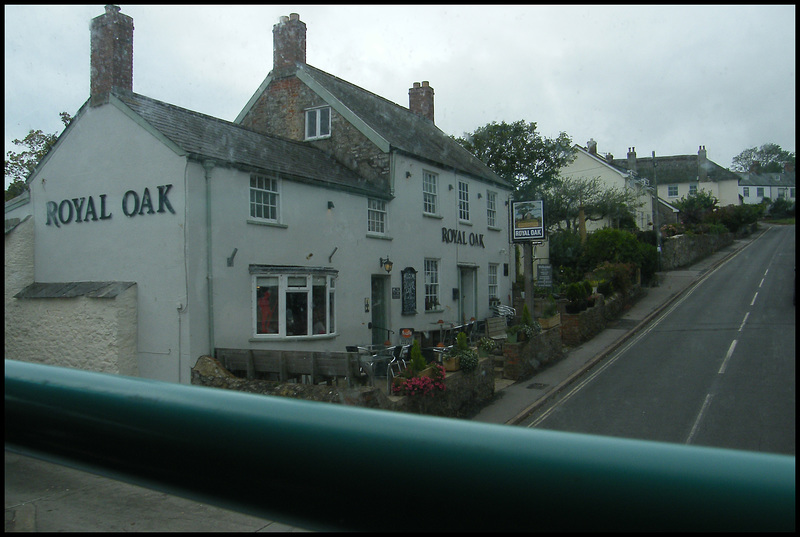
371, 275, 390, 345
458, 266, 477, 324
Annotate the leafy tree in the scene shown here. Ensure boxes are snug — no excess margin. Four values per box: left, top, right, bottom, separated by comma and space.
542, 176, 641, 232
454, 120, 575, 200
731, 143, 795, 173
673, 189, 718, 225
5, 112, 72, 201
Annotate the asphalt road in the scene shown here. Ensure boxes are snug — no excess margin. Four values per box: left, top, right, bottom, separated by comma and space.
523, 225, 795, 455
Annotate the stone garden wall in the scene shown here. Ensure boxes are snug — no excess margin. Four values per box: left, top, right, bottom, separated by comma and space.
660, 232, 734, 271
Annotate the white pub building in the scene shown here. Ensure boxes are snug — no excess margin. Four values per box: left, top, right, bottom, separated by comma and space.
5, 6, 514, 383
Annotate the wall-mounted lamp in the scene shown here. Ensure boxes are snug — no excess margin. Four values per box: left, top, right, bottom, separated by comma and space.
380, 256, 393, 273
327, 201, 335, 209
405, 171, 412, 178
448, 184, 454, 191
477, 192, 482, 199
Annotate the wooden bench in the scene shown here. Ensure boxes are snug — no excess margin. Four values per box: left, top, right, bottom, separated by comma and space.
486, 316, 508, 342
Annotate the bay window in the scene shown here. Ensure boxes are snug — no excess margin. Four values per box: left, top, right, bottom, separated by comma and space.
253, 266, 337, 338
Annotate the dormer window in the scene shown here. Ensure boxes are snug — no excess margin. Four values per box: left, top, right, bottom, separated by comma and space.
305, 106, 331, 140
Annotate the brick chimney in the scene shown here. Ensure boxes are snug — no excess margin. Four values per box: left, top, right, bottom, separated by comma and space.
587, 138, 597, 155
627, 147, 637, 173
273, 13, 306, 75
409, 81, 434, 123
90, 5, 133, 107
698, 145, 708, 182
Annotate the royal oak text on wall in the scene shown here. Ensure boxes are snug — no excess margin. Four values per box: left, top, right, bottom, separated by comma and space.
45, 185, 175, 228
441, 227, 485, 248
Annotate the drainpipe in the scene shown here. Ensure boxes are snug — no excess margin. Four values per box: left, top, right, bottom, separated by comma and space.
204, 160, 216, 356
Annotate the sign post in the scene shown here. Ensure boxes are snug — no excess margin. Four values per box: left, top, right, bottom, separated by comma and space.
512, 201, 545, 320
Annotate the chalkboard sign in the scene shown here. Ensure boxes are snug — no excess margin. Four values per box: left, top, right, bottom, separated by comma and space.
401, 267, 417, 315
537, 264, 553, 288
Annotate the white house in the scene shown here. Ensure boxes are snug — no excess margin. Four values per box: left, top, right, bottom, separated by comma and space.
559, 140, 655, 233
4, 6, 514, 383
737, 169, 796, 205
612, 146, 741, 208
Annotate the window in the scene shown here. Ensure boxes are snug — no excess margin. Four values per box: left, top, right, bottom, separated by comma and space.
778, 188, 786, 199
368, 198, 386, 234
254, 271, 336, 338
423, 171, 438, 214
250, 174, 279, 221
458, 181, 470, 221
424, 259, 440, 312
742, 187, 750, 197
488, 264, 498, 301
689, 184, 698, 196
791, 188, 796, 198
305, 106, 331, 140
486, 190, 497, 227
668, 185, 678, 197
757, 187, 764, 197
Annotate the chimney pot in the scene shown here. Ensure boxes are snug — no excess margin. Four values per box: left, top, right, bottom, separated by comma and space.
273, 13, 306, 74
90, 4, 134, 106
409, 80, 434, 123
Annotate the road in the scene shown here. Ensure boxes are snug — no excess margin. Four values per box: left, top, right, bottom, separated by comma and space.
522, 225, 795, 455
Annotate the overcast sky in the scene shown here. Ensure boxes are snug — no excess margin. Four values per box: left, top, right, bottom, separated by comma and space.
4, 4, 796, 189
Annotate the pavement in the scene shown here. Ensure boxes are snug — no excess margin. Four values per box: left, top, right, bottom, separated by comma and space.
4, 227, 764, 532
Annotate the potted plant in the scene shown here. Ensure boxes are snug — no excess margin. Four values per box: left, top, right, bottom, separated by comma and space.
477, 336, 497, 357
537, 295, 561, 330
444, 332, 479, 373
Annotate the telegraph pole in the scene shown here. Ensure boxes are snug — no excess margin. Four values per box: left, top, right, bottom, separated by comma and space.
652, 151, 662, 273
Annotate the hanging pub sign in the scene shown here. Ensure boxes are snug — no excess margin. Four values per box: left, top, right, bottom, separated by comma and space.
512, 200, 544, 242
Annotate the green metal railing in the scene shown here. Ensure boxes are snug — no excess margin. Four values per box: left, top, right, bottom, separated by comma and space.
5, 360, 795, 531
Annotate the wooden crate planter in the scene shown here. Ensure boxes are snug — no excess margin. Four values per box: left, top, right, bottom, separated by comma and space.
442, 355, 460, 372
537, 312, 561, 330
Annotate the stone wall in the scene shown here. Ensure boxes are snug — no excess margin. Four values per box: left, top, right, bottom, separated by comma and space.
660, 232, 733, 271
5, 215, 139, 376
191, 355, 494, 419
501, 325, 564, 380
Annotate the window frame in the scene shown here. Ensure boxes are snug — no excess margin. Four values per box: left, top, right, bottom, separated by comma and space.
742, 187, 750, 197
249, 174, 280, 223
689, 184, 698, 196
486, 190, 497, 227
667, 185, 679, 197
304, 106, 331, 141
488, 263, 498, 302
458, 180, 470, 222
367, 197, 387, 235
757, 187, 765, 197
424, 258, 440, 312
253, 269, 337, 339
422, 170, 438, 215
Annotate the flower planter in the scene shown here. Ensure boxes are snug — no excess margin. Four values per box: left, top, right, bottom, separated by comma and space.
537, 312, 561, 330
442, 356, 460, 372
417, 366, 436, 378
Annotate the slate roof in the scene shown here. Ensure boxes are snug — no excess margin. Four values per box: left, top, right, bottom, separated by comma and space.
254, 64, 511, 189
736, 171, 796, 187
111, 90, 382, 197
14, 281, 136, 299
610, 154, 740, 185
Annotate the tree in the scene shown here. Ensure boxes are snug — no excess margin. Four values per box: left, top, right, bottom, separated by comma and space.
542, 176, 641, 233
731, 143, 795, 173
454, 120, 575, 200
5, 112, 72, 201
673, 189, 718, 225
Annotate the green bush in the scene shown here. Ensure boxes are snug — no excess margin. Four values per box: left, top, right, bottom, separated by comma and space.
593, 262, 635, 296
549, 229, 584, 270
597, 280, 613, 296
768, 197, 795, 219
408, 340, 427, 373
582, 228, 641, 273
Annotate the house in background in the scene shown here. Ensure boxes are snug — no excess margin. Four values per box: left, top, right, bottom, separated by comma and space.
559, 139, 655, 233
4, 6, 514, 383
736, 165, 796, 205
612, 146, 741, 208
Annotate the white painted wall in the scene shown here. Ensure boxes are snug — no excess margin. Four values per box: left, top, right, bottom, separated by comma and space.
28, 103, 188, 382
